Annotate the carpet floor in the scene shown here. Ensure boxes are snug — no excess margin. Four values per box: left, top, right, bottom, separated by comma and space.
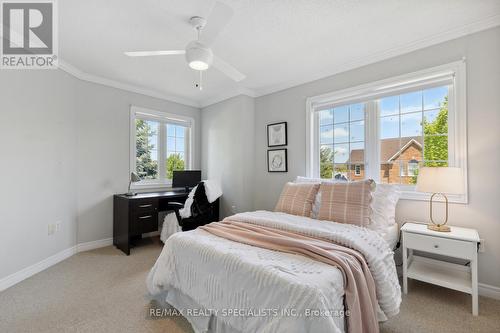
1, 238, 499, 333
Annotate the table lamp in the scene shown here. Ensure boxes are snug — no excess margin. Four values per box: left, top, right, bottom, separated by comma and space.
126, 172, 141, 196
416, 167, 464, 232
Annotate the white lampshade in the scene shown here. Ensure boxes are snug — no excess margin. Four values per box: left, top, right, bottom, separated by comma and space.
416, 167, 464, 194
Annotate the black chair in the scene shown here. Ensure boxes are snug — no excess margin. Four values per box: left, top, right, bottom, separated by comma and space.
167, 182, 220, 232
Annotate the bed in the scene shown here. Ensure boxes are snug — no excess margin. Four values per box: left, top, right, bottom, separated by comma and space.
147, 209, 401, 333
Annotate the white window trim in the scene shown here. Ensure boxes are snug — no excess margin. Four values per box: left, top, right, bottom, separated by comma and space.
306, 60, 468, 203
129, 105, 195, 190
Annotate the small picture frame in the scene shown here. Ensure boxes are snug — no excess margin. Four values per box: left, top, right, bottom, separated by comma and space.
267, 149, 288, 172
267, 122, 287, 147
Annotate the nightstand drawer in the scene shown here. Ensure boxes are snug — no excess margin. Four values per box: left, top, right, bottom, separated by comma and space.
404, 232, 475, 259
131, 199, 158, 214
130, 212, 158, 234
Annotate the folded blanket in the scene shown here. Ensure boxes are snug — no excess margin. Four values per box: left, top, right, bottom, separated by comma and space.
204, 179, 223, 203
180, 180, 222, 218
201, 220, 379, 333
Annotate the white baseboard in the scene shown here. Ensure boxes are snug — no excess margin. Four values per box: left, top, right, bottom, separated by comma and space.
479, 283, 500, 300
0, 238, 113, 292
0, 246, 76, 292
76, 238, 113, 253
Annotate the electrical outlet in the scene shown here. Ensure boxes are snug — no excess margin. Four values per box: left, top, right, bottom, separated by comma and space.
479, 239, 485, 253
231, 205, 237, 214
48, 224, 56, 235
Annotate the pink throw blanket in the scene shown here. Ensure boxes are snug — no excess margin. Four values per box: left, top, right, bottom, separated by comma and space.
200, 220, 379, 333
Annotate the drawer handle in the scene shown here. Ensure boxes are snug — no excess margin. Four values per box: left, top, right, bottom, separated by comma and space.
138, 215, 152, 220
434, 244, 439, 249
139, 204, 152, 208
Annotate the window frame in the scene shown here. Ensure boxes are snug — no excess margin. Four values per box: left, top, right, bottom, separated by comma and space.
306, 60, 468, 203
129, 105, 195, 190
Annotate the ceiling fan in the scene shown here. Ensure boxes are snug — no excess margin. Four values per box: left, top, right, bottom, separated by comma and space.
124, 1, 246, 89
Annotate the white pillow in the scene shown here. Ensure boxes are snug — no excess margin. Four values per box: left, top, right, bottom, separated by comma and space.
367, 183, 400, 234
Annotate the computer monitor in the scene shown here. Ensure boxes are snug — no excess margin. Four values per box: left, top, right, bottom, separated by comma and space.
172, 170, 201, 189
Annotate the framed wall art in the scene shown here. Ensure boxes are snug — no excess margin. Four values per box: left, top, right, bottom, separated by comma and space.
267, 149, 288, 172
267, 122, 287, 147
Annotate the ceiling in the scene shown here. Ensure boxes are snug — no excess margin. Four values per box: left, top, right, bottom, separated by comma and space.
60, 0, 500, 107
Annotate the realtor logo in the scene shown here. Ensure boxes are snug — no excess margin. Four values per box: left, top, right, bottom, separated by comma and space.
1, 0, 58, 69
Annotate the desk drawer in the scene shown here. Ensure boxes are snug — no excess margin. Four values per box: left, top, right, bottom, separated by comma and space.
131, 212, 158, 234
404, 232, 475, 259
131, 199, 158, 213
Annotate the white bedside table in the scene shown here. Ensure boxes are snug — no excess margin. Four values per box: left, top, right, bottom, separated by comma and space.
401, 222, 480, 316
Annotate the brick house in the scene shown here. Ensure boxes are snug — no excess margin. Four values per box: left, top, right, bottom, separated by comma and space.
347, 137, 423, 184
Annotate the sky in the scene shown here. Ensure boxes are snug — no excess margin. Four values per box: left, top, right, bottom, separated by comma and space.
319, 85, 448, 163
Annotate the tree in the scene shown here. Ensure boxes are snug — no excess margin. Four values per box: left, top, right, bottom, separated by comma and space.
135, 119, 158, 179
166, 153, 185, 179
320, 146, 334, 179
422, 97, 448, 167
409, 97, 449, 184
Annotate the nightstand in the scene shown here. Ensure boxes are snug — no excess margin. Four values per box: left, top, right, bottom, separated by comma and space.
401, 222, 480, 316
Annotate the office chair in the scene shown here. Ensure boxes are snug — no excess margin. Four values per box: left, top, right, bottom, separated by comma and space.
167, 182, 219, 232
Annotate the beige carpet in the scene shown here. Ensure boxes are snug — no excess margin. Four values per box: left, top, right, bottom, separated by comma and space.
1, 238, 499, 333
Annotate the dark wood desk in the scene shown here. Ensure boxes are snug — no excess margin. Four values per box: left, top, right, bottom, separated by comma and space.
113, 190, 189, 255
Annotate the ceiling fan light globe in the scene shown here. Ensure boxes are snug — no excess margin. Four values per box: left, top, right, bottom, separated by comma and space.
189, 60, 209, 71
185, 41, 213, 71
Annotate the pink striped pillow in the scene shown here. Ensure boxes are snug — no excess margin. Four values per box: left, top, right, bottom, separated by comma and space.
317, 180, 375, 226
275, 182, 320, 217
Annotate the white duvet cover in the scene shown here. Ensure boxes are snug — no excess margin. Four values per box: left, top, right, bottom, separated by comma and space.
147, 211, 401, 333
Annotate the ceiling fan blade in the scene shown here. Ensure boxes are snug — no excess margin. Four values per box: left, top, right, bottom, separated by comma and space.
213, 56, 246, 82
200, 1, 233, 45
124, 50, 186, 57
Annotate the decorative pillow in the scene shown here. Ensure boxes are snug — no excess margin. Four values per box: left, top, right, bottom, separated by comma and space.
275, 182, 320, 217
294, 176, 342, 218
317, 179, 375, 226
367, 183, 401, 232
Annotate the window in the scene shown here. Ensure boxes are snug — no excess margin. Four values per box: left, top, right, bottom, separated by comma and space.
130, 106, 194, 188
319, 103, 365, 180
407, 159, 419, 177
354, 164, 362, 176
379, 86, 448, 185
307, 61, 467, 202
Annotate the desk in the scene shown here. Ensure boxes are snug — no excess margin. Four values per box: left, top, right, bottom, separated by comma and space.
113, 190, 189, 255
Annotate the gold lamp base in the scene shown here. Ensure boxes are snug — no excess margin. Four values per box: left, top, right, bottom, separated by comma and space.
427, 192, 451, 232
427, 224, 451, 232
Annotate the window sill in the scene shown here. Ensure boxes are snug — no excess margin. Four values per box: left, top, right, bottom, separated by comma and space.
131, 181, 173, 191
398, 186, 468, 204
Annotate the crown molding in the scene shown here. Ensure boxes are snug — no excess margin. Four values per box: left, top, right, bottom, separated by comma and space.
58, 60, 200, 108
58, 14, 499, 109
253, 14, 500, 98
199, 86, 257, 108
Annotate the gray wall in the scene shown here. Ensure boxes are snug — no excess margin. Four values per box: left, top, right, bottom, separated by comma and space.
75, 80, 200, 243
0, 69, 201, 280
0, 70, 78, 280
201, 95, 255, 217
253, 27, 500, 288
